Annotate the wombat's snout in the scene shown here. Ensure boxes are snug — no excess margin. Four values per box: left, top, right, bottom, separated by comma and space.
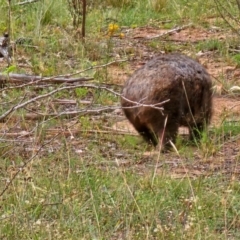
121, 53, 212, 150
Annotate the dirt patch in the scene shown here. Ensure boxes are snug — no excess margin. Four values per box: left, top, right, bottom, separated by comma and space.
212, 96, 240, 125
169, 27, 226, 43
107, 65, 130, 85
130, 26, 228, 42
2, 24, 240, 180
111, 30, 240, 178
115, 94, 240, 178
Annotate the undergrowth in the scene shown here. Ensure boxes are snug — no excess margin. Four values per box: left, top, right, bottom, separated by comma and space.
0, 0, 240, 239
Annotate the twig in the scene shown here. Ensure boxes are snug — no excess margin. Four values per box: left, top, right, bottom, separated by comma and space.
143, 23, 193, 40
215, 0, 240, 24
22, 106, 119, 120
69, 58, 128, 75
0, 128, 136, 138
214, 0, 240, 35
0, 83, 167, 121
0, 84, 87, 121
211, 75, 229, 94
52, 99, 78, 104
236, 0, 240, 11
0, 134, 59, 197
15, 0, 42, 6
47, 128, 138, 136
0, 132, 32, 137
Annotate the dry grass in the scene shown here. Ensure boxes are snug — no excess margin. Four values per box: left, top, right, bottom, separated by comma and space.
0, 0, 240, 239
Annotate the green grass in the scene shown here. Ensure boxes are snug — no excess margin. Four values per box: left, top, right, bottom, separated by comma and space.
197, 39, 226, 53
1, 0, 240, 239
232, 54, 240, 67
1, 153, 240, 239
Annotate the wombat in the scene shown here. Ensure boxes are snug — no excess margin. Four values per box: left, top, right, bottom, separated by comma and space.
121, 53, 212, 149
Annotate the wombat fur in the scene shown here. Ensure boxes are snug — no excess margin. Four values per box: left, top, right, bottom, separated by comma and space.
121, 53, 212, 149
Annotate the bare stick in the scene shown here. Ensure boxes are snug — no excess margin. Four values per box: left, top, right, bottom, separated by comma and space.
0, 134, 59, 197
68, 58, 128, 76
0, 128, 138, 138
0, 84, 87, 121
236, 0, 240, 11
47, 128, 138, 136
216, 0, 240, 24
22, 106, 119, 120
15, 0, 41, 6
143, 23, 193, 40
214, 0, 240, 35
22, 97, 167, 120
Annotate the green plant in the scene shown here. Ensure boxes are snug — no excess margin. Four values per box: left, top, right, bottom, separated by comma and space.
1, 0, 240, 239
75, 87, 89, 98
149, 0, 168, 12
196, 39, 225, 53
232, 54, 240, 66
105, 0, 135, 8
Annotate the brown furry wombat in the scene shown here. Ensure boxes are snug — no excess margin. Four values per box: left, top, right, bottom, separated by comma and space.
121, 53, 212, 149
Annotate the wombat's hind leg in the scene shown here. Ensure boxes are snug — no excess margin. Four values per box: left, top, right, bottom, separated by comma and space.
189, 123, 204, 141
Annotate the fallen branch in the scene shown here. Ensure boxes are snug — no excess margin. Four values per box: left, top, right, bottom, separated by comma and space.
0, 73, 94, 84
0, 59, 127, 88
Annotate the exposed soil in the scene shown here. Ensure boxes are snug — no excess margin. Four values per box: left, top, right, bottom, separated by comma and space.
109, 25, 240, 178
1, 25, 240, 179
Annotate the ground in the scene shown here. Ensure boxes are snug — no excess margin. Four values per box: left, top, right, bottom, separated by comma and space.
2, 5, 240, 235
1, 24, 240, 182
109, 25, 240, 178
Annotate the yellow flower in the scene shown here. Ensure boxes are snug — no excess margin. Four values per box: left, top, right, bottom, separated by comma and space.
119, 33, 125, 39
108, 23, 119, 34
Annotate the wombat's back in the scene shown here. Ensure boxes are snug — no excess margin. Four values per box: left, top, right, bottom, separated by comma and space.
121, 53, 212, 147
